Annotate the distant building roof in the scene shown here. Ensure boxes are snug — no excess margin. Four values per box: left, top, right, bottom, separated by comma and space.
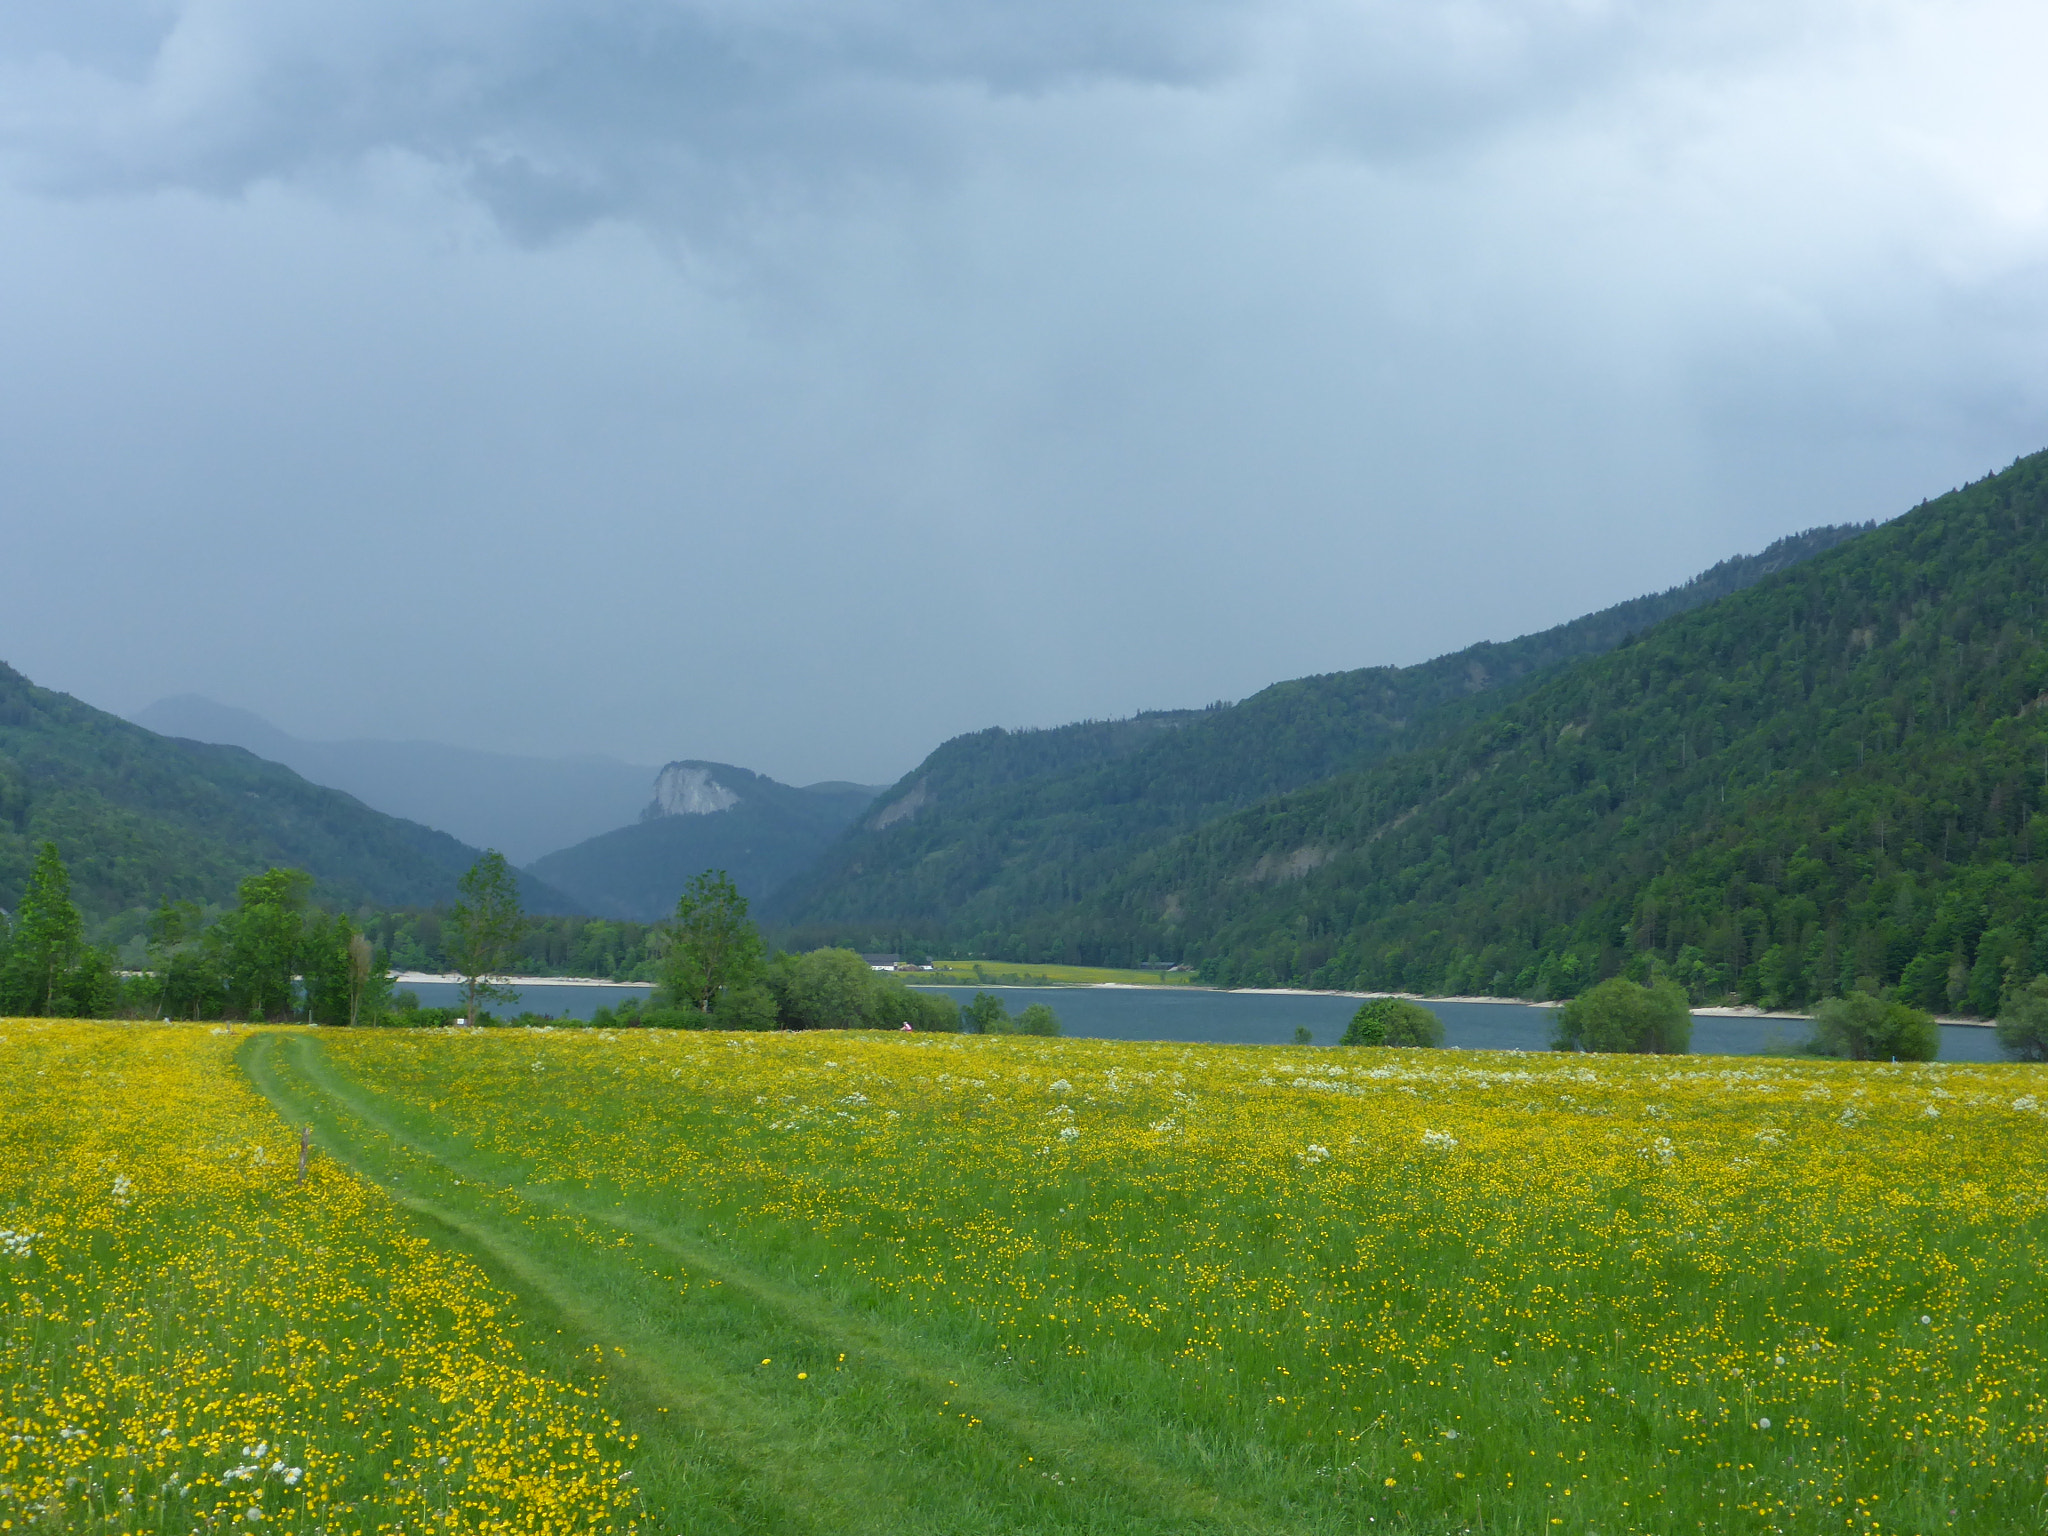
861, 953, 901, 969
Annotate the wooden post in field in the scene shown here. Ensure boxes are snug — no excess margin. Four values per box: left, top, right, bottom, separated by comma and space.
298, 1126, 310, 1185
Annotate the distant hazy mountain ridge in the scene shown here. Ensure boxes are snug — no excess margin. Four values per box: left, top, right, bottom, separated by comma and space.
121, 696, 884, 924
0, 664, 576, 923
128, 696, 656, 865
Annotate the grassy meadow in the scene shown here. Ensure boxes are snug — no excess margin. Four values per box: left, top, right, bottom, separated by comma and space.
4, 1022, 2046, 1534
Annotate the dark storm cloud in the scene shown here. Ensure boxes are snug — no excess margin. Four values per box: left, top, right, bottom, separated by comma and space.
0, 1, 1812, 222
1, 1, 2045, 789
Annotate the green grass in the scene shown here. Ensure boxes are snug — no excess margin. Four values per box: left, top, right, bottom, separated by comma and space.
239, 1032, 1271, 1535
228, 1027, 2048, 1535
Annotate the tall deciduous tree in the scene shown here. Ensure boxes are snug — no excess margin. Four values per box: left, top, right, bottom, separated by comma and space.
147, 898, 203, 1019
659, 870, 765, 1016
301, 912, 392, 1027
347, 929, 378, 1028
1995, 976, 2048, 1061
1, 842, 85, 1015
225, 867, 313, 1020
447, 851, 525, 1024
964, 991, 1009, 1034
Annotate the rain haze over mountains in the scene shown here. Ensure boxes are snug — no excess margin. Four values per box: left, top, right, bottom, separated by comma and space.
5, 1, 2048, 790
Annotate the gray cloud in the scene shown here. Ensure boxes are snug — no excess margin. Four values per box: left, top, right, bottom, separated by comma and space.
1, 1, 2045, 790
0, 1, 1853, 220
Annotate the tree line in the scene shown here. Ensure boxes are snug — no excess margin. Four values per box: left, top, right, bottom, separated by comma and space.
0, 841, 1058, 1037
585, 870, 1056, 1035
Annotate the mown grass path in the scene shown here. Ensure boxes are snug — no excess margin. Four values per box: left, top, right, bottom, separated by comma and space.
239, 1031, 1293, 1536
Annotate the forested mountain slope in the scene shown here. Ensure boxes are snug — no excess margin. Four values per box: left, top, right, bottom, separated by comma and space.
771, 523, 1867, 945
1066, 451, 2048, 1015
0, 664, 574, 923
530, 761, 878, 921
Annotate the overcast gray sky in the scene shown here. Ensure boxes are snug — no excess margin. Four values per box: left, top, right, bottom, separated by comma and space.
4, 0, 2045, 786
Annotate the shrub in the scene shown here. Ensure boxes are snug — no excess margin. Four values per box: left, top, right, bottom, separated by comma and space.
1552, 978, 1692, 1054
711, 983, 782, 1030
964, 992, 1008, 1034
377, 1005, 463, 1029
1809, 991, 1938, 1062
1343, 998, 1444, 1048
1015, 1002, 1062, 1037
1994, 976, 2048, 1062
770, 948, 877, 1029
765, 948, 961, 1030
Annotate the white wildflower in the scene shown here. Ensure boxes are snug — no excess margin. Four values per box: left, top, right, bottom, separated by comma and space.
1058, 1126, 1080, 1141
1420, 1129, 1458, 1151
1048, 1079, 1072, 1094
2013, 1095, 2038, 1112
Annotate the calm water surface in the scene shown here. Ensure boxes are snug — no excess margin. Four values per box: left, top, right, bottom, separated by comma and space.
403, 978, 2003, 1061
401, 980, 651, 1020
914, 987, 2004, 1061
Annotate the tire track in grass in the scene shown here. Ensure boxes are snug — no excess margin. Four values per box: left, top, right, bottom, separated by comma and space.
243, 1032, 1296, 1536
239, 1032, 869, 1536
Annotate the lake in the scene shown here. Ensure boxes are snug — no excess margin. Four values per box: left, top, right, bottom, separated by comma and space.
913, 987, 2005, 1061
398, 978, 2005, 1061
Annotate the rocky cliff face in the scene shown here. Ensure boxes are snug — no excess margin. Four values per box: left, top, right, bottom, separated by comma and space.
647, 763, 741, 818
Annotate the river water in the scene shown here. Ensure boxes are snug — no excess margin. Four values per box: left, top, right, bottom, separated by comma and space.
397, 979, 2004, 1061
